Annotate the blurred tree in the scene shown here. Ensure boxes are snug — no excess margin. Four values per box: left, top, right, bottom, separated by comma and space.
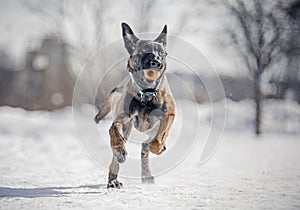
281, 0, 300, 101
0, 49, 14, 71
219, 0, 284, 135
23, 0, 114, 104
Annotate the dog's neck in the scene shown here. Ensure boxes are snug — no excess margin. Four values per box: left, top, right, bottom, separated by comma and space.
128, 72, 160, 103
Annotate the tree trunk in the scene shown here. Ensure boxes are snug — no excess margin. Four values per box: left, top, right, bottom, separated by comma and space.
254, 79, 262, 135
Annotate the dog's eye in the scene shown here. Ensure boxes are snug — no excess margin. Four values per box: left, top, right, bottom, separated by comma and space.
136, 53, 143, 59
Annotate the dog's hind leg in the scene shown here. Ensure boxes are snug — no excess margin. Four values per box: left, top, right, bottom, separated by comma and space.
94, 87, 122, 123
141, 142, 154, 184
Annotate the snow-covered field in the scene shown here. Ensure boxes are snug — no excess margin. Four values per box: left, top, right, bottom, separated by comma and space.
1, 99, 300, 209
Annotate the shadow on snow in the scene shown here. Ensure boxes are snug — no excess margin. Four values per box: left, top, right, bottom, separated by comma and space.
0, 184, 107, 198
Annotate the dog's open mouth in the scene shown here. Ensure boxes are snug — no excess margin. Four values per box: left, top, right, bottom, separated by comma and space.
143, 70, 160, 81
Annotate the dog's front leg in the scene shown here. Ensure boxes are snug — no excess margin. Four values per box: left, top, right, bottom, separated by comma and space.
109, 114, 132, 163
107, 114, 132, 188
107, 156, 122, 188
109, 122, 127, 164
150, 99, 175, 155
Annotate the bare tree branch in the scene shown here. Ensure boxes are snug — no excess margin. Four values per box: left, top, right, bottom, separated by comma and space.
218, 0, 286, 134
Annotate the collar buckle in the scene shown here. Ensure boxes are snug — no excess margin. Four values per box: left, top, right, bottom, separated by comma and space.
139, 89, 158, 103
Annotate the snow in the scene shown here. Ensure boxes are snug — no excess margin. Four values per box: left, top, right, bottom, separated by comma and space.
0, 99, 300, 209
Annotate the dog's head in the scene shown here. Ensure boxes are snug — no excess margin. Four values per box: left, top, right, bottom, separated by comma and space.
122, 22, 167, 91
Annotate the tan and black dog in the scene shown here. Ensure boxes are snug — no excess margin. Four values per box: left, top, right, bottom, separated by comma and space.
94, 22, 175, 188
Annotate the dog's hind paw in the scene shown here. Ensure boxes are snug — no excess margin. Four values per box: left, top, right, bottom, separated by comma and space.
107, 180, 123, 189
94, 113, 102, 124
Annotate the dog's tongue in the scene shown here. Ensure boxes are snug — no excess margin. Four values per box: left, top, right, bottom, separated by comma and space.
143, 70, 160, 81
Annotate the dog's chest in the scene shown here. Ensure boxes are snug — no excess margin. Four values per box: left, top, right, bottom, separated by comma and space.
125, 94, 166, 132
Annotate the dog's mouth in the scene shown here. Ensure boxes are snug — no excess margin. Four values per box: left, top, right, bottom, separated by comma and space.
143, 69, 160, 82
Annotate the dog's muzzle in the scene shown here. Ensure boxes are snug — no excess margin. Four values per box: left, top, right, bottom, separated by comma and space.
143, 70, 160, 81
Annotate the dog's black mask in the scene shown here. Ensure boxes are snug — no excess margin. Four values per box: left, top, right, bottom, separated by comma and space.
140, 52, 162, 70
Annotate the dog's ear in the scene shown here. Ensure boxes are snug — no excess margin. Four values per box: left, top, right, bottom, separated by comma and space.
154, 25, 167, 47
122, 22, 138, 55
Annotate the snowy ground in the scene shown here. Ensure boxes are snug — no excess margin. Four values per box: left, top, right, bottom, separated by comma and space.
0, 99, 300, 209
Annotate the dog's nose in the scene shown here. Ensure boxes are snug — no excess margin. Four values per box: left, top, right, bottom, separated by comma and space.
150, 60, 162, 69
141, 53, 162, 69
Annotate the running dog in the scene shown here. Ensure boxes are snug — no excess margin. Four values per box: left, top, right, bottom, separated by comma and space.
94, 22, 175, 188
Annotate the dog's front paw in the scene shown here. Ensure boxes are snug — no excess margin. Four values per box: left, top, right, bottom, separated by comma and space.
113, 147, 128, 163
149, 140, 166, 155
107, 180, 123, 189
142, 176, 155, 184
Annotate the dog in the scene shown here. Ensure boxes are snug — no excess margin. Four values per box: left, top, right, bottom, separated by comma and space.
94, 22, 175, 188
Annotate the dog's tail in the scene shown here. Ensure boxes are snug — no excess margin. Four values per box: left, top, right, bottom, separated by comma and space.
94, 87, 122, 123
